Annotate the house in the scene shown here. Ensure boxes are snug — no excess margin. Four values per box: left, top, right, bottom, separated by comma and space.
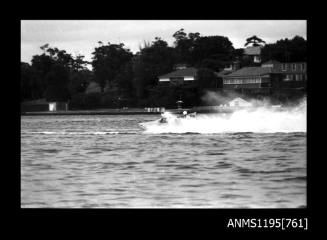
222, 60, 307, 92
215, 61, 240, 87
21, 98, 69, 112
223, 66, 276, 93
228, 97, 252, 107
158, 67, 222, 89
272, 61, 306, 82
216, 69, 233, 78
261, 60, 281, 68
49, 102, 68, 112
261, 60, 307, 89
243, 46, 262, 63
174, 63, 189, 70
158, 67, 198, 86
223, 60, 241, 71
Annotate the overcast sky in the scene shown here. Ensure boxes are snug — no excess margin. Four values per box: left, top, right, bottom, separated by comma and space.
21, 20, 306, 65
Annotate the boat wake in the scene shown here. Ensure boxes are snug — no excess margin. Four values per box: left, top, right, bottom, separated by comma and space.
21, 130, 140, 135
140, 100, 306, 134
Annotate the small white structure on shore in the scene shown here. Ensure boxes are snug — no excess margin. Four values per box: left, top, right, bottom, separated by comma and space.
228, 98, 252, 107
49, 102, 68, 112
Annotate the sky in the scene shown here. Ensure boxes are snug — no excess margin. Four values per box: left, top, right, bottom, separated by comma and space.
21, 20, 307, 66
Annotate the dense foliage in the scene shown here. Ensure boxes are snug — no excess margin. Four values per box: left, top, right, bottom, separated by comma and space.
21, 31, 307, 109
261, 36, 306, 62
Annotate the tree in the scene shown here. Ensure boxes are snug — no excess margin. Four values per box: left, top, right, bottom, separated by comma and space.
29, 44, 87, 100
91, 42, 133, 92
41, 45, 75, 69
234, 48, 244, 58
197, 68, 218, 90
244, 35, 266, 47
31, 53, 56, 97
72, 54, 89, 72
44, 64, 70, 101
173, 29, 200, 64
114, 61, 134, 97
190, 36, 235, 71
69, 69, 93, 96
132, 54, 146, 99
132, 37, 175, 100
173, 30, 235, 71
261, 36, 306, 62
21, 62, 42, 101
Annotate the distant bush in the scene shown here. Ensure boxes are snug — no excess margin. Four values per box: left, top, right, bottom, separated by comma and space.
136, 98, 151, 108
100, 93, 117, 108
69, 92, 101, 110
69, 93, 86, 110
84, 92, 101, 109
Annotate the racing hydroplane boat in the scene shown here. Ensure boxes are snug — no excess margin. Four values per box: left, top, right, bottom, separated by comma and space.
139, 111, 196, 130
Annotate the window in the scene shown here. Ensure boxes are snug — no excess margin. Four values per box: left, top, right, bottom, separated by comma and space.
282, 63, 286, 71
292, 64, 296, 71
254, 56, 261, 63
301, 63, 305, 71
284, 74, 292, 81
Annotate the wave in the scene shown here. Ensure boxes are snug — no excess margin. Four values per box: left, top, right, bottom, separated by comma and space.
142, 99, 306, 134
22, 131, 139, 135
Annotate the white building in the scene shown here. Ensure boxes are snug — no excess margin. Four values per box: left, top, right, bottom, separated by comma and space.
228, 98, 252, 107
49, 102, 68, 111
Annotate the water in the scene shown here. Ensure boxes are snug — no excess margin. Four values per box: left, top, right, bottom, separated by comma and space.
21, 110, 306, 208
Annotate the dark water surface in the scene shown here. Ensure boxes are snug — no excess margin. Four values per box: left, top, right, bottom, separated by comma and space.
21, 115, 306, 208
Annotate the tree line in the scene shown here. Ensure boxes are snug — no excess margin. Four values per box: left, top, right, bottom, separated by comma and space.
21, 29, 307, 109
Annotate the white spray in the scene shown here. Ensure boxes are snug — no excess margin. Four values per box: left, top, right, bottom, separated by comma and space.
142, 95, 306, 134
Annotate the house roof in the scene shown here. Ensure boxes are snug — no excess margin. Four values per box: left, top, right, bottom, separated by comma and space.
216, 69, 233, 78
229, 97, 250, 104
158, 67, 198, 78
224, 67, 275, 78
244, 46, 261, 55
174, 63, 188, 68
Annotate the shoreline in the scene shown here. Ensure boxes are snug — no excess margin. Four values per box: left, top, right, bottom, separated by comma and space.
21, 108, 191, 116
21, 106, 279, 116
21, 108, 247, 116
21, 110, 161, 116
